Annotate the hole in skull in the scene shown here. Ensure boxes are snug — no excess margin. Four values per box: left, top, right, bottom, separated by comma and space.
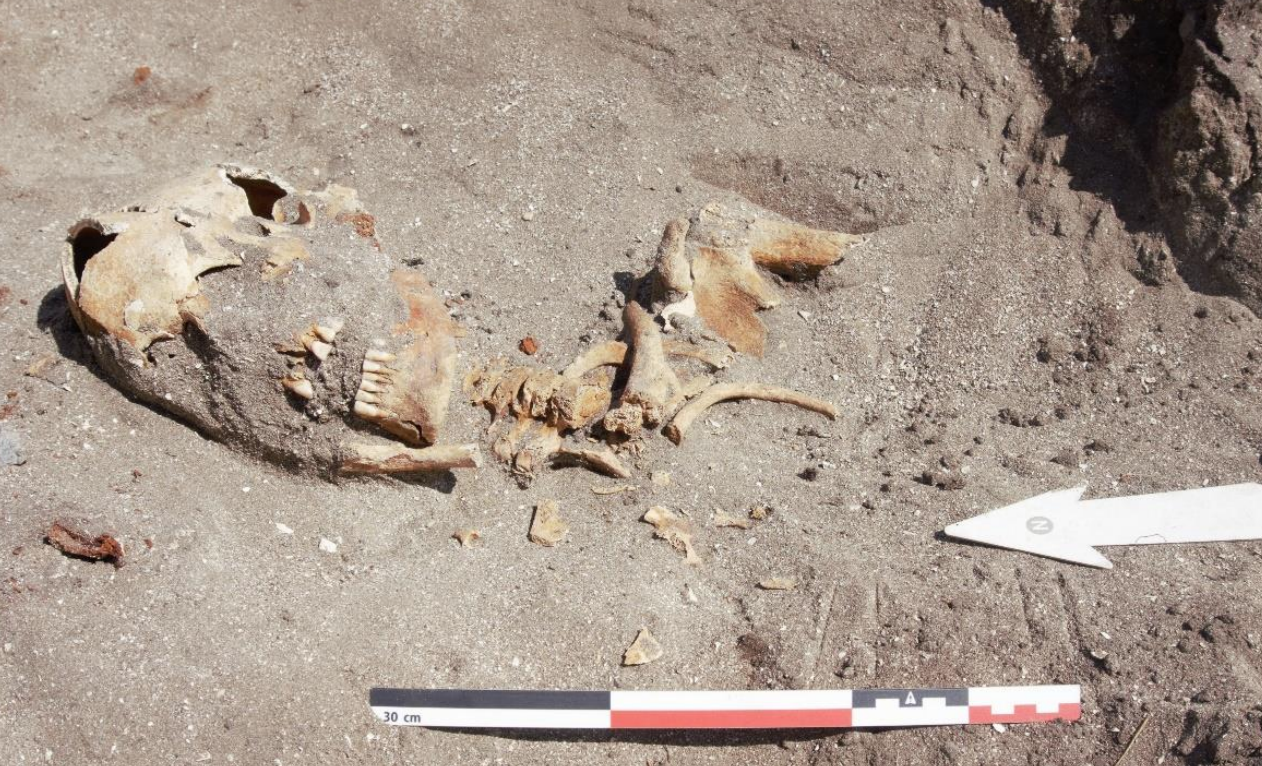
70, 224, 119, 282
227, 174, 288, 221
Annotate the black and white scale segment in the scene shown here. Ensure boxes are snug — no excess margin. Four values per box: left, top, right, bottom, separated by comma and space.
369, 685, 1081, 729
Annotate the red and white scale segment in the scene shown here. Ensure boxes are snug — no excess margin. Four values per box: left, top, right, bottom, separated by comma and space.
370, 685, 1080, 729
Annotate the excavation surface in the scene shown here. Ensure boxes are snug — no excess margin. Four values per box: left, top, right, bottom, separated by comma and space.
2, 1, 1261, 763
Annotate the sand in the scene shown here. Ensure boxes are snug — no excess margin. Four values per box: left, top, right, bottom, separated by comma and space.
2, 0, 1261, 763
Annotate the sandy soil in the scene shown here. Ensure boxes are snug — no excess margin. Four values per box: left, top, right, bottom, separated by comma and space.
2, 0, 1261, 764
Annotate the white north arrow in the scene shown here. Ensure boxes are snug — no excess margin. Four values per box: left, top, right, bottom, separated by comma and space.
943, 483, 1262, 569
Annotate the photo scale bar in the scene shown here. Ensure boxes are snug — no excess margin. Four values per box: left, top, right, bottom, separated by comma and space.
370, 685, 1080, 730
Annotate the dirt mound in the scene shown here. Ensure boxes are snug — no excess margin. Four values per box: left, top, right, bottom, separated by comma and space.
1001, 0, 1262, 309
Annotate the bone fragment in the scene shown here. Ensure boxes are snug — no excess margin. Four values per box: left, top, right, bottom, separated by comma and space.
519, 367, 561, 419
555, 446, 632, 479
260, 238, 311, 281
662, 339, 733, 370
650, 217, 692, 305
493, 416, 536, 464
548, 378, 613, 430
642, 505, 699, 564
603, 302, 680, 434
660, 292, 697, 331
591, 484, 637, 495
528, 499, 568, 546
339, 442, 482, 474
452, 529, 482, 547
745, 217, 865, 280
690, 245, 780, 356
512, 424, 562, 479
623, 628, 664, 666
561, 340, 628, 380
25, 354, 61, 384
487, 366, 534, 420
713, 510, 751, 530
664, 382, 837, 444
463, 358, 509, 403
757, 577, 798, 591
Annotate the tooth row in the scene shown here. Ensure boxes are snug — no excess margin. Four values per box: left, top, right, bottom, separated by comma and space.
357, 378, 385, 393
355, 346, 398, 421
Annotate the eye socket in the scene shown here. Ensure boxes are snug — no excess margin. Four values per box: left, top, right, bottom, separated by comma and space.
69, 223, 118, 281
227, 174, 288, 220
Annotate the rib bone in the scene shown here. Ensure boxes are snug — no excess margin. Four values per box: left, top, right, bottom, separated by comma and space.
561, 341, 628, 379
664, 382, 838, 444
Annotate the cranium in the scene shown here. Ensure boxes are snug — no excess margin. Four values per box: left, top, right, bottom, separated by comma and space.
60, 164, 477, 476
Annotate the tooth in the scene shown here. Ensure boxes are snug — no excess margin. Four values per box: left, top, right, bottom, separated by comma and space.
362, 359, 395, 374
365, 349, 397, 363
353, 401, 387, 420
282, 375, 315, 400
314, 318, 344, 343
355, 391, 380, 404
308, 340, 333, 360
357, 379, 385, 393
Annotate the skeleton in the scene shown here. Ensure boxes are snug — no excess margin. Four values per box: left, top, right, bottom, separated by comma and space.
60, 166, 861, 484
465, 200, 864, 483
60, 165, 477, 476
